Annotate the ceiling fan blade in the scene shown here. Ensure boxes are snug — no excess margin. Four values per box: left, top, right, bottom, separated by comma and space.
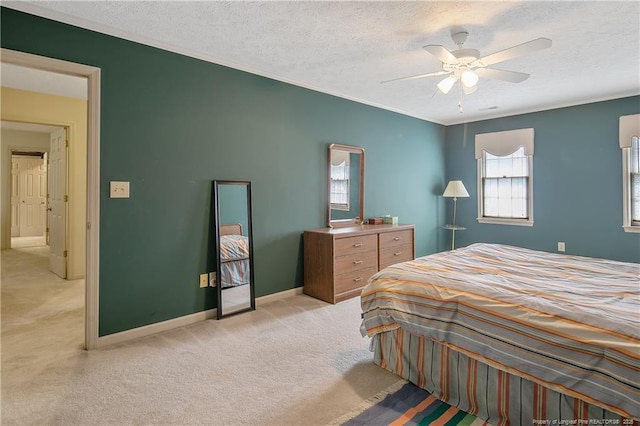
423, 45, 458, 64
476, 38, 552, 67
381, 70, 450, 84
476, 68, 530, 83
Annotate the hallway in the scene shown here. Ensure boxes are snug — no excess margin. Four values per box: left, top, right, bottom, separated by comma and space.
1, 242, 84, 388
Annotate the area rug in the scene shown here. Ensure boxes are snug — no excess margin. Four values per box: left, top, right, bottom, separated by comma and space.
333, 380, 492, 426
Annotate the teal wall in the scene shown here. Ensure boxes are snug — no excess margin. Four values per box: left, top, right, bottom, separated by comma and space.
444, 96, 640, 262
348, 152, 362, 219
1, 8, 446, 336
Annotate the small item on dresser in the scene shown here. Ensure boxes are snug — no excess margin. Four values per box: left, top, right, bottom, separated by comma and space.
367, 217, 383, 225
382, 215, 399, 225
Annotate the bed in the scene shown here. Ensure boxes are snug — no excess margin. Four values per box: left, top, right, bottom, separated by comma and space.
219, 223, 250, 288
360, 243, 639, 425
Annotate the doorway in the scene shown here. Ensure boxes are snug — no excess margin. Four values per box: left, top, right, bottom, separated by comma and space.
4, 121, 69, 279
11, 153, 47, 241
1, 48, 101, 349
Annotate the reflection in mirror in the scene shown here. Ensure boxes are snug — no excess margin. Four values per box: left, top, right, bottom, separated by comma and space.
213, 180, 255, 319
328, 144, 365, 227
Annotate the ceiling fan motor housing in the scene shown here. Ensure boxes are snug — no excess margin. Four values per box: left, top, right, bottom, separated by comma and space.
453, 49, 480, 64
442, 49, 480, 74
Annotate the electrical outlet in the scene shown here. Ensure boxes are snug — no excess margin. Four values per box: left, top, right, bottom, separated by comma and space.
199, 273, 208, 288
557, 242, 566, 252
209, 272, 217, 287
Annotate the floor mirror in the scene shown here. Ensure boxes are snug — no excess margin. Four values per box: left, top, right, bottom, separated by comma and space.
212, 180, 255, 319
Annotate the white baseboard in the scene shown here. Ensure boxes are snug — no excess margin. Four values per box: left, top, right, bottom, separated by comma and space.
96, 308, 217, 348
256, 286, 303, 306
96, 286, 304, 348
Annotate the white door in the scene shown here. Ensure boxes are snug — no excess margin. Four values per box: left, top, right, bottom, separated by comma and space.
16, 157, 47, 237
49, 128, 67, 278
10, 158, 19, 237
43, 152, 50, 245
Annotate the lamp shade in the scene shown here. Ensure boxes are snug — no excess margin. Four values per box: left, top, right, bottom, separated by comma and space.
463, 83, 477, 95
437, 75, 458, 94
443, 180, 469, 198
461, 69, 479, 88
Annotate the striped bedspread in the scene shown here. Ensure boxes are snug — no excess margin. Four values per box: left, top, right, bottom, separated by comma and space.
360, 243, 640, 418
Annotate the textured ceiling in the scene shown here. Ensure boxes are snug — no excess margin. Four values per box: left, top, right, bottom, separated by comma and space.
3, 1, 640, 125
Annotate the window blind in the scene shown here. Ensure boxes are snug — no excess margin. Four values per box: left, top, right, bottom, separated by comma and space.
330, 161, 349, 207
483, 147, 529, 218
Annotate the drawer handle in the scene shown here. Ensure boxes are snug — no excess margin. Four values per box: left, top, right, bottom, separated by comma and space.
353, 243, 363, 247
394, 252, 401, 256
353, 277, 363, 282
353, 260, 363, 265
393, 237, 401, 241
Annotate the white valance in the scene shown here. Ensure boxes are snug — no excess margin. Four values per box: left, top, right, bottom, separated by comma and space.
330, 149, 349, 166
619, 114, 640, 149
475, 128, 534, 159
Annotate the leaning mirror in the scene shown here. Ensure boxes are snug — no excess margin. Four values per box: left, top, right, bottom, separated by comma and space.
213, 180, 255, 319
328, 144, 365, 227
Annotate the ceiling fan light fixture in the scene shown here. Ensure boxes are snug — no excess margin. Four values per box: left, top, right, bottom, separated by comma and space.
461, 69, 479, 87
437, 75, 458, 94
463, 83, 477, 95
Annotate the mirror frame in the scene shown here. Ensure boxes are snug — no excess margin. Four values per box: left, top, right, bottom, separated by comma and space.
213, 180, 256, 319
328, 144, 365, 228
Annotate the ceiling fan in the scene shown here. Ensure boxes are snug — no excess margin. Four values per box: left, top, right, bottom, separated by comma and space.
382, 31, 552, 96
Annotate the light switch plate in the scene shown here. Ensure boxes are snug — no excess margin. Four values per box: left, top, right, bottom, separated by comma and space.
110, 181, 130, 198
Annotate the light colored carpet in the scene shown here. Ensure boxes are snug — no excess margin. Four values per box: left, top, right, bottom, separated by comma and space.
10, 236, 47, 249
1, 246, 399, 425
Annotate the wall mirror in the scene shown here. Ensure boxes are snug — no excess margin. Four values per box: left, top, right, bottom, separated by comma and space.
328, 144, 365, 228
213, 180, 255, 319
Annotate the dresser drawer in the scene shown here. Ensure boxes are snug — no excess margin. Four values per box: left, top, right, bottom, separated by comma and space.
335, 266, 378, 295
379, 244, 414, 270
379, 229, 413, 248
335, 234, 377, 255
335, 250, 377, 275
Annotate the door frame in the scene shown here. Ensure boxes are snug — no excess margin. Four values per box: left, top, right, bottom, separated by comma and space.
1, 48, 101, 350
12, 154, 48, 238
7, 144, 52, 239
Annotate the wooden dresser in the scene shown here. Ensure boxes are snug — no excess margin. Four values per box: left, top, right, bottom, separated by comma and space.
303, 224, 415, 304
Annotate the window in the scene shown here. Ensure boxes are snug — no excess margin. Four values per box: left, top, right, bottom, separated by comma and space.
476, 128, 534, 226
483, 147, 529, 219
620, 114, 640, 233
330, 158, 350, 211
631, 137, 640, 224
